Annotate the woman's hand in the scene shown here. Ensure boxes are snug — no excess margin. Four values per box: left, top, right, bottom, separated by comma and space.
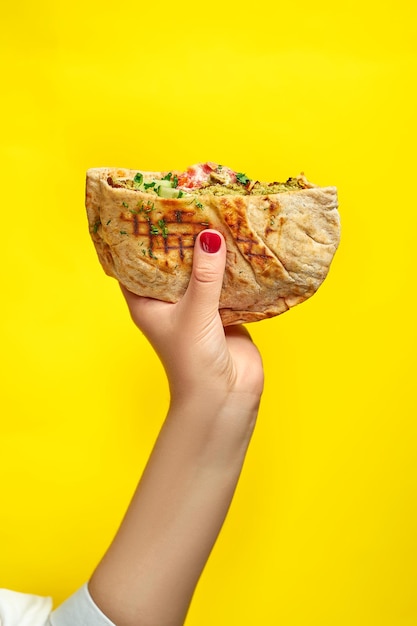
89, 231, 264, 626
120, 230, 264, 405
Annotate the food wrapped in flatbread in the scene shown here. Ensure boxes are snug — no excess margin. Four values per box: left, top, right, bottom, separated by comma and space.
86, 162, 340, 325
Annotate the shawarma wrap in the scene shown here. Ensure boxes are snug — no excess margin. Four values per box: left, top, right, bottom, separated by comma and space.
86, 162, 340, 325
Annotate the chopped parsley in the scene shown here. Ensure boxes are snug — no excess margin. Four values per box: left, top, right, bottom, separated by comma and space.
158, 219, 169, 238
106, 219, 112, 225
150, 225, 159, 235
122, 201, 129, 208
138, 200, 155, 214
172, 175, 178, 188
236, 172, 250, 185
162, 172, 172, 181
93, 220, 100, 233
195, 201, 204, 209
144, 181, 156, 190
148, 249, 157, 259
120, 230, 128, 235
133, 172, 143, 186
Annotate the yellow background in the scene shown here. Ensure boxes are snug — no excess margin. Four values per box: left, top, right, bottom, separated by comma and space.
1, 1, 416, 624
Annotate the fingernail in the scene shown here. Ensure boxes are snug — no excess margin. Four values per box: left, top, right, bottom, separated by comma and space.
200, 231, 221, 254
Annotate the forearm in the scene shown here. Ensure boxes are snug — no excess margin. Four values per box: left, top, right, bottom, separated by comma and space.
89, 390, 260, 626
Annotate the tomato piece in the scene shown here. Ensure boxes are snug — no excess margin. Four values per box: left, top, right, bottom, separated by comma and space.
176, 162, 237, 190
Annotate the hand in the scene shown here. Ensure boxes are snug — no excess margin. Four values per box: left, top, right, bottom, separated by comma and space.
120, 230, 264, 405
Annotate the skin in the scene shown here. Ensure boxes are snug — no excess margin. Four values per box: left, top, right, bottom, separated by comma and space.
88, 230, 264, 626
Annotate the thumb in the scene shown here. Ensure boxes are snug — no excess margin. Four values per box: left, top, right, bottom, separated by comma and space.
180, 230, 226, 321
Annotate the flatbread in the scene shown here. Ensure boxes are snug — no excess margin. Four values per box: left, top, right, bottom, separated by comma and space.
86, 167, 340, 325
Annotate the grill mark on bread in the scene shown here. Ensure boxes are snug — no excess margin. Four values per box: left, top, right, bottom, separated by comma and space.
118, 209, 210, 262
133, 213, 139, 236
247, 198, 295, 281
221, 197, 293, 282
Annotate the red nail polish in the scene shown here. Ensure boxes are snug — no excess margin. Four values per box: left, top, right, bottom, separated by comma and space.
200, 231, 221, 254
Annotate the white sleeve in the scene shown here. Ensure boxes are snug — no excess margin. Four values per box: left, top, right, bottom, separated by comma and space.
48, 583, 115, 626
0, 588, 52, 626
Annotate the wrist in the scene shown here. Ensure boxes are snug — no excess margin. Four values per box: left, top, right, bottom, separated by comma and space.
168, 385, 261, 439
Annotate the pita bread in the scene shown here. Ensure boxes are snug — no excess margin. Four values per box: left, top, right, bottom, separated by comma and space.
85, 166, 340, 325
